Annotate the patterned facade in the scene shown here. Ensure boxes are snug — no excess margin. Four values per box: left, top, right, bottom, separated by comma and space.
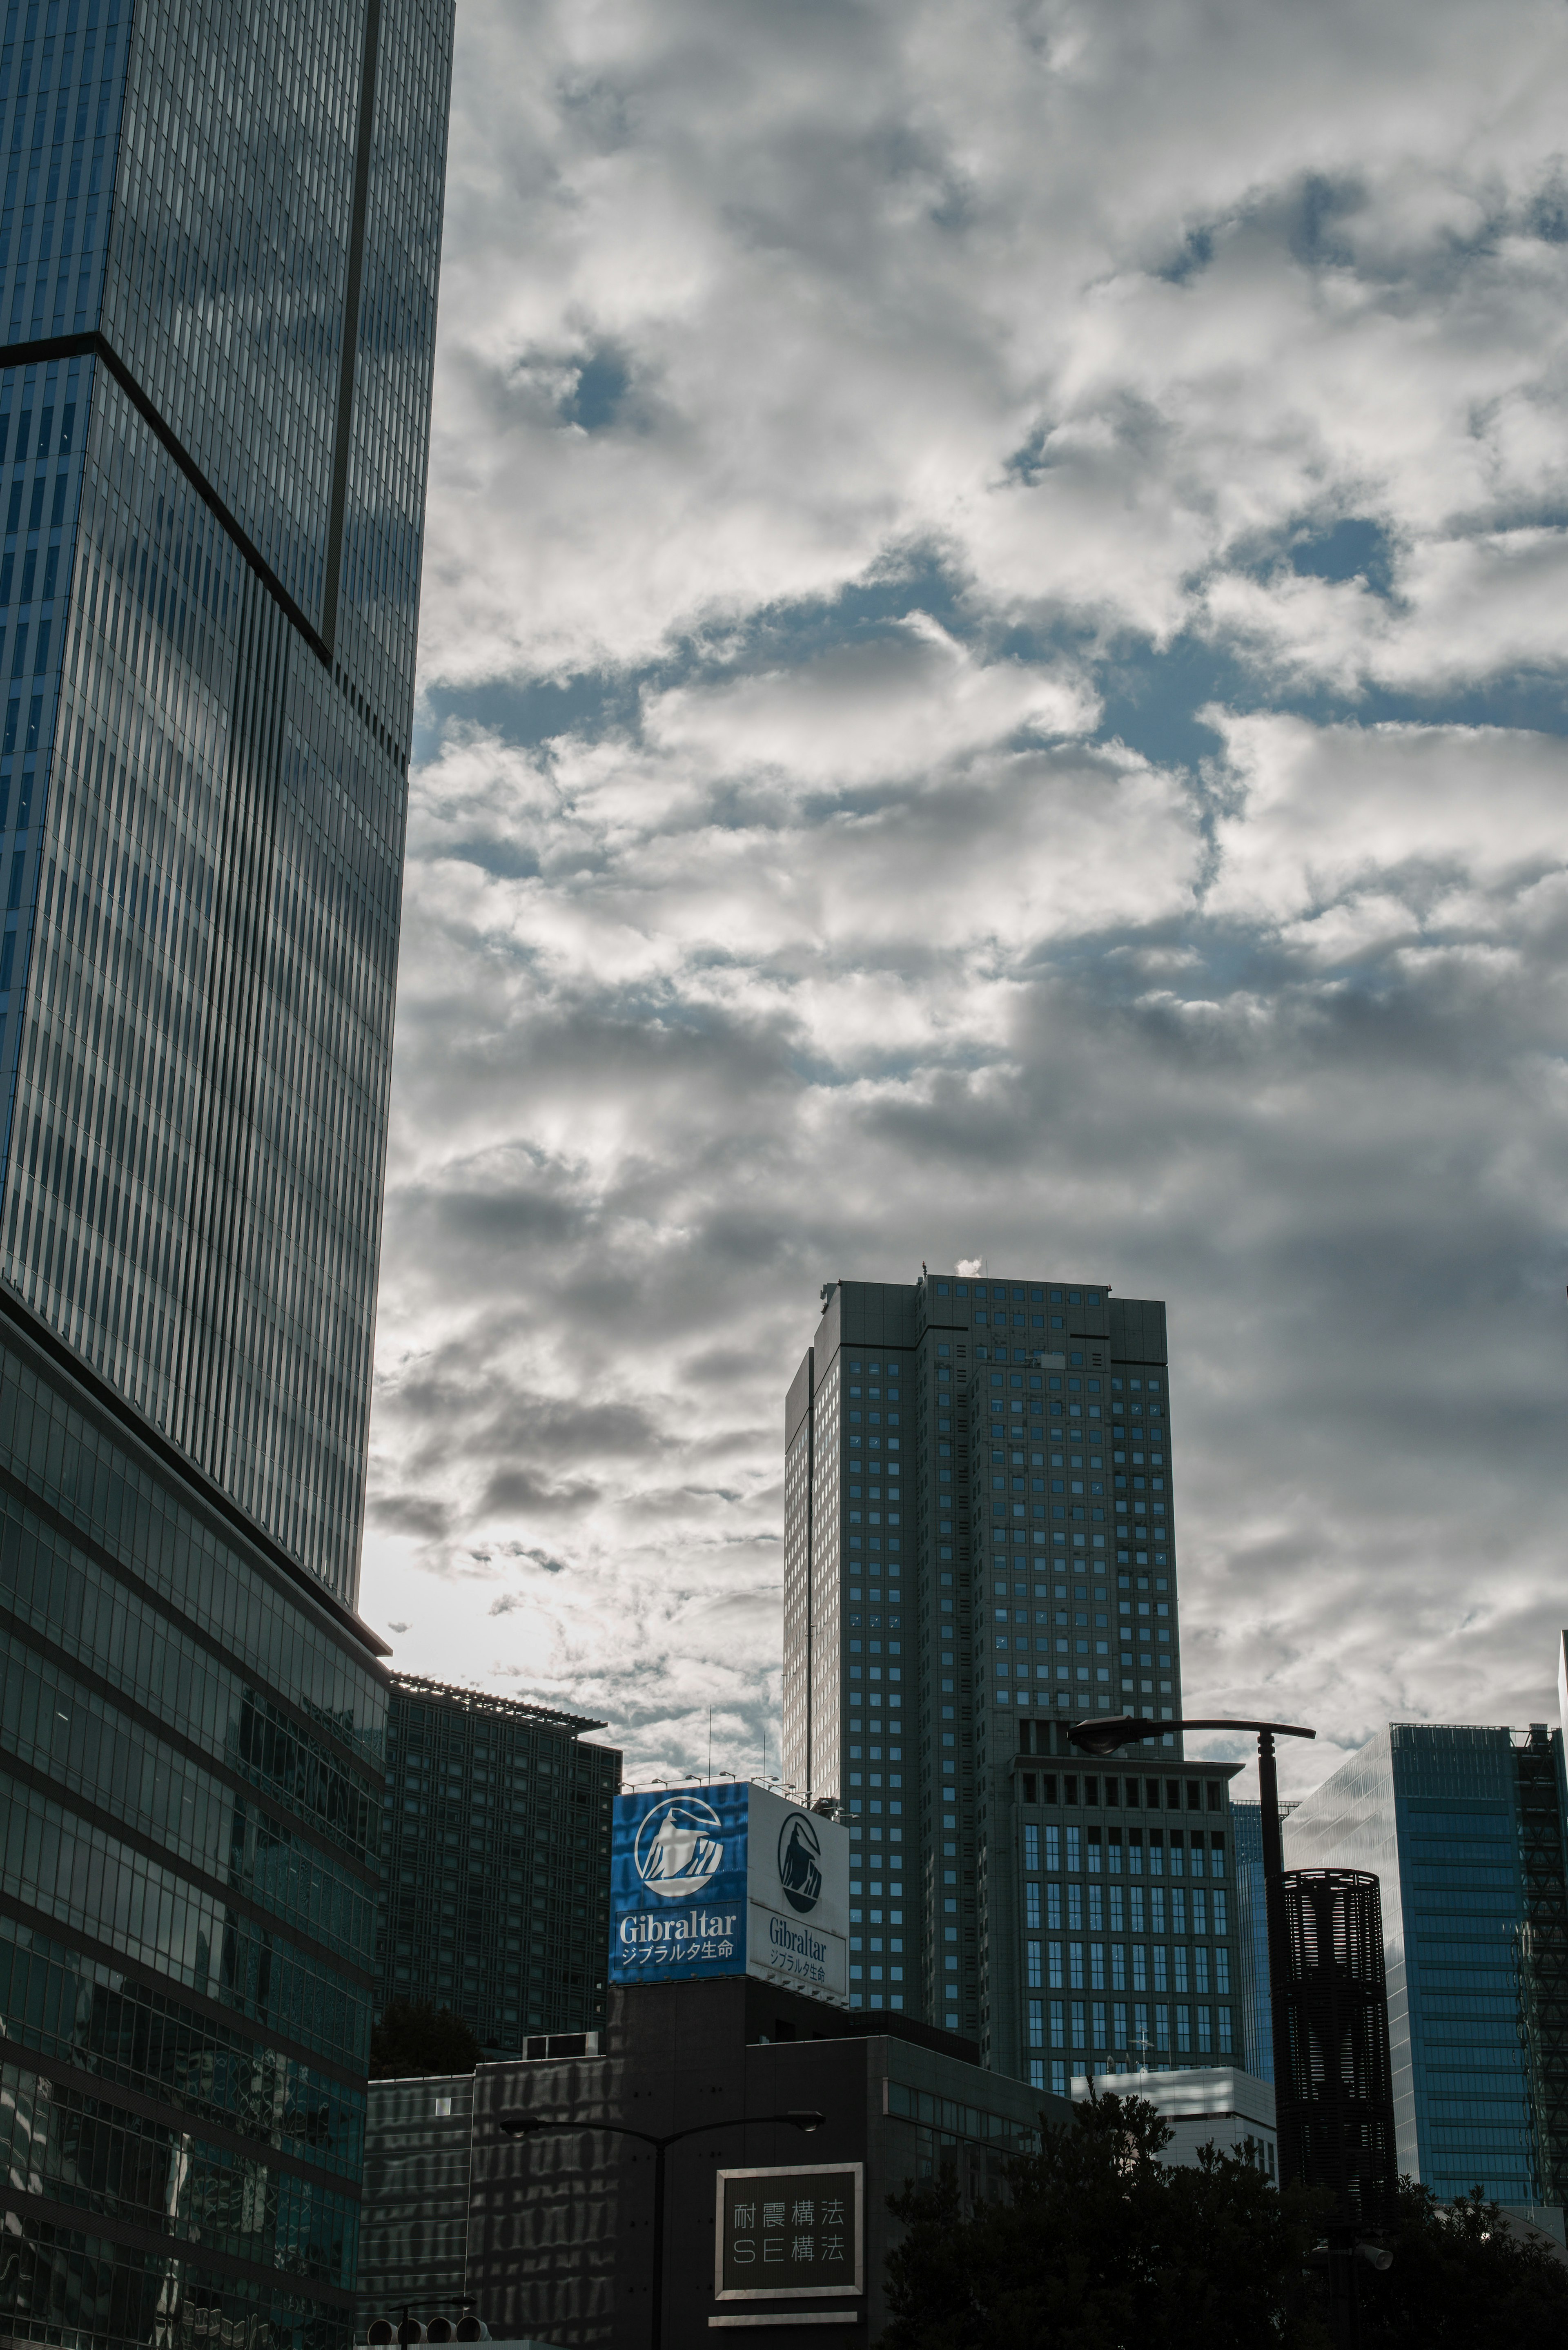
0, 0, 451, 1603
376, 1676, 621, 2053
781, 1272, 1238, 2089
0, 3, 454, 2345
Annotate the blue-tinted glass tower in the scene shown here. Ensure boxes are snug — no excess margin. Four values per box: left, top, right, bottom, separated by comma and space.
0, 2, 453, 2343
1285, 1722, 1568, 2215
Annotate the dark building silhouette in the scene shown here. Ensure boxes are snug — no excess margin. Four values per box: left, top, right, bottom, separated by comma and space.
377, 1674, 621, 2051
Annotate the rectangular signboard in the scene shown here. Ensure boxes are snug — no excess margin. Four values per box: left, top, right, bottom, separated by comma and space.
609, 1781, 849, 2002
714, 2163, 864, 2301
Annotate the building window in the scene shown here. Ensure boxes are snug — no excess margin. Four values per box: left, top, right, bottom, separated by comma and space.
1176, 2004, 1192, 2053
1070, 2002, 1085, 2049
1029, 2059, 1046, 2089
1027, 1940, 1042, 1989
1025, 1825, 1040, 1870
1092, 2002, 1107, 2049
1028, 1999, 1045, 2047
1198, 2006, 1212, 2054
1218, 2007, 1233, 2054
1050, 2000, 1065, 2049
1049, 1942, 1063, 1989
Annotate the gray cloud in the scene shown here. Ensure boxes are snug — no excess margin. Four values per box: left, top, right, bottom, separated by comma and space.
362, 0, 1568, 1800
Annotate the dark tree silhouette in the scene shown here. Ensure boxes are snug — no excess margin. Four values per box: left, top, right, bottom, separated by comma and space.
369, 1999, 482, 2080
879, 2091, 1568, 2350
880, 2088, 1332, 2350
1356, 2177, 1568, 2350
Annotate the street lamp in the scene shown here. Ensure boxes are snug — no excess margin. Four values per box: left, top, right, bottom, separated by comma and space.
1068, 1712, 1315, 2182
497, 2105, 826, 2350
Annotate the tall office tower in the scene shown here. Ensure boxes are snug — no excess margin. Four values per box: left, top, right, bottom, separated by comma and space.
376, 1675, 621, 2052
0, 3, 453, 2343
1285, 1722, 1568, 2217
783, 1272, 1236, 2084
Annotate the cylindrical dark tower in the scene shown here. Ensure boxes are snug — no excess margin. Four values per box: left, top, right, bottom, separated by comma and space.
1276, 1868, 1397, 2226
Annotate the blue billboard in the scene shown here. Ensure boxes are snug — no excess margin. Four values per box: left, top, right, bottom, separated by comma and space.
609, 1781, 850, 2000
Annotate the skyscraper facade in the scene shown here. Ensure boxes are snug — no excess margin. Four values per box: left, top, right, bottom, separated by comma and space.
1284, 1722, 1568, 2214
783, 1272, 1240, 2086
376, 1674, 621, 2053
0, 2, 453, 2342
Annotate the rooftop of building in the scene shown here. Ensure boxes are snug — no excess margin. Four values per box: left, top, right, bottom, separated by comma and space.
390, 1672, 608, 1736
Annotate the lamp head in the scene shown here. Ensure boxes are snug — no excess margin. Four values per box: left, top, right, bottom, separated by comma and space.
786, 2109, 826, 2134
497, 2109, 543, 2138
1069, 1716, 1158, 1757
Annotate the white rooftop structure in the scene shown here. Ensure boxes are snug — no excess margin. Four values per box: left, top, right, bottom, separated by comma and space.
1072, 2065, 1277, 2181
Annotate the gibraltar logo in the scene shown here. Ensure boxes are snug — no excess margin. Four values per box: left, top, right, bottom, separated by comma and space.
633, 1795, 726, 1899
777, 1811, 823, 1915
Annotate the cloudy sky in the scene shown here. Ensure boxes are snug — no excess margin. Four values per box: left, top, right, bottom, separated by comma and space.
359, 0, 1568, 1806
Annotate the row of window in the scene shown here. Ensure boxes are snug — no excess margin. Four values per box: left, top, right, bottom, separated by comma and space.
1026, 1883, 1229, 1935
928, 1282, 1102, 1304
1025, 1825, 1225, 1875
1027, 1999, 1233, 2055
1027, 1940, 1232, 1993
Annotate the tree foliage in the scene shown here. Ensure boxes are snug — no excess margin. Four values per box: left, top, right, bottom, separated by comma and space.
1356, 2177, 1568, 2350
369, 1999, 482, 2080
880, 2089, 1333, 2350
880, 2093, 1568, 2350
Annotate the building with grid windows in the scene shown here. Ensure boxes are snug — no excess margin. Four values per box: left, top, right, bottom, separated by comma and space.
0, 4, 453, 2345
782, 1272, 1242, 2090
1284, 1721, 1568, 2221
376, 1675, 620, 2052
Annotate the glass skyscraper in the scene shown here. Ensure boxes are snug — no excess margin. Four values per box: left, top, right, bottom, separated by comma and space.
782, 1272, 1241, 2087
376, 1674, 620, 2053
0, 2, 453, 2343
1285, 1721, 1568, 2215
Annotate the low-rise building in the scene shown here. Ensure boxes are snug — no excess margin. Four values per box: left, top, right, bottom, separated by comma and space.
1074, 2063, 1277, 2179
357, 1979, 1070, 2346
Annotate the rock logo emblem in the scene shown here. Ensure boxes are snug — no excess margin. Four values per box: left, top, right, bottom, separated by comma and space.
777, 1810, 824, 1914
633, 1795, 726, 1898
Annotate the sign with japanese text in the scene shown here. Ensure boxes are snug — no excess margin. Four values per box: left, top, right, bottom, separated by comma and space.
714, 2163, 864, 2301
608, 1781, 849, 2001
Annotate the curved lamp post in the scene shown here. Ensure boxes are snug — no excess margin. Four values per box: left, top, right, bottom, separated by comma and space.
498, 2105, 825, 2350
1068, 1713, 1315, 2183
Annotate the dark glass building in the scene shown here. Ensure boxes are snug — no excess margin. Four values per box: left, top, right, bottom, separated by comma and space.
782, 1273, 1240, 2089
0, 2, 454, 2344
1230, 1795, 1298, 2085
1285, 1721, 1568, 2218
376, 1674, 621, 2053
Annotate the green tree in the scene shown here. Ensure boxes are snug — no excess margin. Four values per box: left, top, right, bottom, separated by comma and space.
880, 2089, 1333, 2350
369, 1999, 482, 2080
1356, 2177, 1568, 2350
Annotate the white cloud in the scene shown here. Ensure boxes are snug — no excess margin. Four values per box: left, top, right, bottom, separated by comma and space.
361, 0, 1568, 1795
